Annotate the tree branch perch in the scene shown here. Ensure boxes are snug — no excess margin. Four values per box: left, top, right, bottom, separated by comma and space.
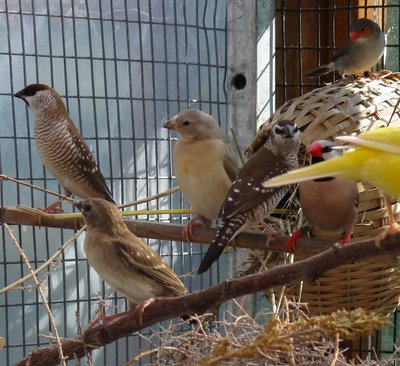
14, 232, 400, 366
1, 206, 332, 255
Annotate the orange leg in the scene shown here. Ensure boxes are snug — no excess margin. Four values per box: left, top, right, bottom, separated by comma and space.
182, 215, 205, 242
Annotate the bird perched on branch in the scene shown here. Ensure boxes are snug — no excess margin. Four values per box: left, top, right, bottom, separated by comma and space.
77, 198, 188, 324
14, 84, 114, 211
164, 109, 238, 241
198, 120, 301, 274
307, 18, 385, 77
287, 140, 359, 253
263, 127, 400, 234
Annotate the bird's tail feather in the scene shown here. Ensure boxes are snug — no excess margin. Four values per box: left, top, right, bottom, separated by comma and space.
306, 65, 333, 77
198, 215, 247, 274
263, 158, 347, 188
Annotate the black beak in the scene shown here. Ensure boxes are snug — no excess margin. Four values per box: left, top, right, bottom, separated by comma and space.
14, 90, 25, 100
75, 201, 83, 211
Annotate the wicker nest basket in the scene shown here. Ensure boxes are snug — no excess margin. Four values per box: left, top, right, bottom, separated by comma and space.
251, 71, 400, 316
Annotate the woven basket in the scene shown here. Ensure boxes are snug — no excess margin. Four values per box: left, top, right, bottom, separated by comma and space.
251, 71, 400, 316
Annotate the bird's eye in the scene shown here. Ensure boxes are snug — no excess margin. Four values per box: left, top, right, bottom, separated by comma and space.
183, 121, 190, 126
293, 126, 299, 133
275, 127, 284, 135
83, 204, 92, 213
360, 27, 365, 32
321, 146, 333, 153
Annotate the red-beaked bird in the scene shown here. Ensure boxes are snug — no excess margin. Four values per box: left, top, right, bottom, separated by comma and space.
77, 198, 188, 324
198, 120, 301, 274
287, 140, 359, 253
263, 127, 400, 235
163, 109, 239, 241
14, 84, 114, 211
307, 18, 385, 77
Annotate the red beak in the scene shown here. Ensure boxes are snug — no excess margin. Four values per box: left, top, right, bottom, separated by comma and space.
350, 30, 360, 42
307, 141, 323, 158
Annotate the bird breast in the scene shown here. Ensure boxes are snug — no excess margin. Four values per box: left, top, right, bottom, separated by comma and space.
299, 178, 357, 232
174, 139, 233, 219
34, 116, 95, 198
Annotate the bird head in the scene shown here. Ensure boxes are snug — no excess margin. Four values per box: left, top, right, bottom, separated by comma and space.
267, 120, 301, 156
14, 83, 66, 116
76, 198, 126, 235
163, 109, 223, 142
350, 18, 381, 43
308, 140, 341, 163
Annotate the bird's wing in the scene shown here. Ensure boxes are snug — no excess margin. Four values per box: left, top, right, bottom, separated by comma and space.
337, 128, 400, 154
67, 123, 114, 202
114, 237, 187, 296
263, 157, 346, 188
223, 145, 239, 182
221, 148, 290, 218
332, 41, 352, 62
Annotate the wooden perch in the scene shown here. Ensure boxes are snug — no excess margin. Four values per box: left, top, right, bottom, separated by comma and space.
14, 232, 400, 366
1, 206, 332, 255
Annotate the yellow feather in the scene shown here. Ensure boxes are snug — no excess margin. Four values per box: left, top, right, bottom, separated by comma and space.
263, 145, 400, 199
337, 127, 400, 154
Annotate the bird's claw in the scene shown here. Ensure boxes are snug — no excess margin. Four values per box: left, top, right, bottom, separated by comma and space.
41, 200, 64, 214
182, 216, 204, 242
135, 298, 157, 326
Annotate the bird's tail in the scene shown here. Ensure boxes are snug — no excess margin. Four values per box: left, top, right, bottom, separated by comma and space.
198, 215, 247, 274
263, 157, 348, 188
306, 64, 333, 77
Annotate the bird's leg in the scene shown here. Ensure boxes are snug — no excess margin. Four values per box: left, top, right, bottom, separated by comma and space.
42, 190, 72, 214
287, 226, 311, 253
259, 220, 276, 248
42, 199, 64, 213
133, 298, 157, 326
384, 195, 399, 234
182, 215, 205, 242
339, 231, 352, 245
375, 195, 399, 247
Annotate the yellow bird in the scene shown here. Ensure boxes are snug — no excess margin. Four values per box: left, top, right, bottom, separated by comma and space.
263, 127, 400, 231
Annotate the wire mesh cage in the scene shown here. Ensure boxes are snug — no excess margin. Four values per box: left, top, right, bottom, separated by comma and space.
0, 1, 240, 365
0, 0, 400, 365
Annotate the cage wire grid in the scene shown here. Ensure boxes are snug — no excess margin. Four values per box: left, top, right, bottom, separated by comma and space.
0, 0, 232, 365
1, 0, 400, 365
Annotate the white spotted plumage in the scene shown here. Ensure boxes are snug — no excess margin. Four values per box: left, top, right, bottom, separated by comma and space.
198, 120, 301, 274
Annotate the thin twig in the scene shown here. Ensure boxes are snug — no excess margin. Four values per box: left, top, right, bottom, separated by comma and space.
4, 223, 67, 366
0, 226, 86, 295
118, 186, 181, 209
0, 174, 76, 203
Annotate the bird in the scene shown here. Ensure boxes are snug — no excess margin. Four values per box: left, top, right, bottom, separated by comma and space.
163, 109, 239, 241
287, 140, 359, 253
307, 18, 385, 77
76, 198, 188, 324
198, 120, 301, 274
263, 127, 400, 235
14, 83, 114, 212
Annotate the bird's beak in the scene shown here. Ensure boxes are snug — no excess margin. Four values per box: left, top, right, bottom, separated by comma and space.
283, 125, 296, 138
74, 201, 83, 211
163, 116, 177, 130
14, 89, 26, 101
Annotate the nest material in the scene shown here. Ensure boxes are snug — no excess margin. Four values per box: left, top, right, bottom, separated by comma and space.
248, 71, 400, 316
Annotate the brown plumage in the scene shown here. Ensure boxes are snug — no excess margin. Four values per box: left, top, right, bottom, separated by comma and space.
288, 140, 359, 252
198, 120, 301, 274
14, 84, 114, 209
77, 198, 187, 308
